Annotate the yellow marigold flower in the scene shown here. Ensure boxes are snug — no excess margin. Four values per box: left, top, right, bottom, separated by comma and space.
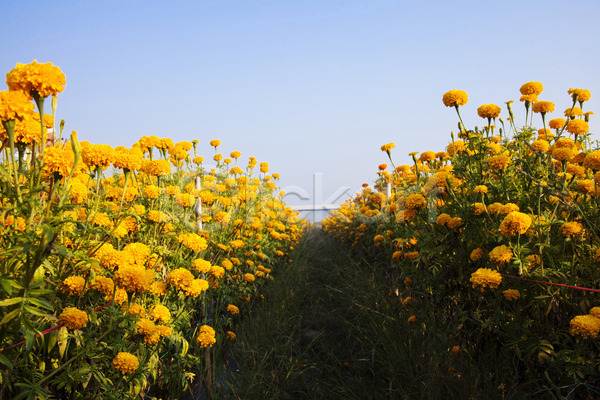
380, 142, 395, 152
373, 234, 384, 243
112, 352, 139, 375
531, 140, 550, 153
243, 273, 256, 283
589, 307, 600, 319
6, 60, 66, 98
565, 106, 583, 117
561, 221, 584, 237
576, 179, 595, 196
489, 245, 513, 266
436, 213, 451, 226
537, 128, 554, 141
526, 255, 541, 270
446, 140, 466, 157
470, 268, 502, 292
221, 259, 233, 270
166, 268, 194, 290
196, 325, 216, 348
487, 155, 510, 171
112, 148, 142, 172
499, 212, 532, 237
178, 233, 208, 253
209, 266, 225, 279
92, 276, 114, 296
81, 144, 114, 170
0, 90, 34, 122
156, 325, 173, 338
569, 315, 600, 339
499, 203, 519, 215
442, 90, 468, 107
142, 159, 171, 176
149, 304, 171, 323
59, 307, 88, 330
519, 81, 543, 96
392, 250, 403, 260
470, 248, 484, 261
210, 139, 221, 147
473, 185, 488, 194
566, 119, 589, 135
60, 276, 86, 296
405, 193, 426, 210
43, 146, 75, 177
477, 104, 501, 119
548, 118, 565, 129
419, 151, 436, 162
182, 279, 209, 297
213, 211, 231, 224
568, 88, 592, 102
503, 289, 520, 301
114, 265, 154, 293
226, 331, 236, 340
123, 242, 151, 265
552, 147, 574, 162
136, 318, 156, 336
227, 304, 240, 314
123, 303, 146, 317
143, 185, 161, 199
447, 217, 462, 229
407, 315, 417, 324
148, 210, 167, 223
531, 101, 555, 114
520, 94, 538, 103
192, 259, 212, 273
471, 203, 485, 216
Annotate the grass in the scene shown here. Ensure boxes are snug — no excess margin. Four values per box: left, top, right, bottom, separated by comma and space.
219, 228, 486, 399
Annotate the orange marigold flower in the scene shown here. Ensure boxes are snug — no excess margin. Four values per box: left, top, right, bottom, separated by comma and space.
568, 88, 591, 102
178, 233, 208, 253
209, 266, 225, 279
196, 325, 216, 348
166, 268, 194, 290
477, 104, 501, 119
470, 268, 502, 291
112, 352, 139, 375
519, 81, 543, 96
531, 140, 550, 153
569, 315, 600, 339
405, 193, 426, 210
499, 212, 532, 237
0, 90, 34, 122
565, 107, 583, 118
6, 60, 66, 98
436, 213, 451, 226
561, 221, 584, 237
182, 279, 209, 297
227, 304, 240, 314
532, 101, 555, 113
473, 185, 488, 194
380, 142, 395, 152
81, 144, 114, 170
442, 90, 468, 107
548, 118, 565, 129
60, 276, 86, 296
149, 304, 171, 323
470, 248, 484, 261
489, 245, 513, 266
487, 155, 510, 171
113, 265, 154, 293
243, 273, 256, 283
503, 289, 520, 300
59, 307, 88, 330
113, 147, 143, 171
566, 119, 589, 135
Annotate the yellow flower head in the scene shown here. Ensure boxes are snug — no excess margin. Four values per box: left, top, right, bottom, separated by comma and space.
166, 268, 194, 290
477, 104, 501, 119
531, 101, 555, 114
499, 212, 532, 237
568, 88, 592, 102
113, 265, 154, 293
227, 304, 240, 314
561, 221, 584, 237
196, 325, 216, 348
470, 268, 502, 292
566, 119, 589, 135
569, 315, 600, 339
489, 245, 513, 266
0, 90, 34, 122
59, 307, 88, 330
112, 352, 139, 375
149, 304, 171, 323
548, 118, 565, 130
6, 60, 66, 98
442, 90, 468, 107
503, 289, 520, 301
519, 81, 543, 96
60, 276, 86, 296
487, 155, 510, 171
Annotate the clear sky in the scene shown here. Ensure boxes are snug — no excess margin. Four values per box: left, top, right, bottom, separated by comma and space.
2, 0, 599, 211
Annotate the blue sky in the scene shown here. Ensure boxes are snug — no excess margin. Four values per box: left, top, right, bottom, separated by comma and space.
2, 0, 599, 210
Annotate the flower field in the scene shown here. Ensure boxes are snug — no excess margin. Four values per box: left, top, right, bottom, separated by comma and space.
322, 83, 600, 396
0, 61, 304, 399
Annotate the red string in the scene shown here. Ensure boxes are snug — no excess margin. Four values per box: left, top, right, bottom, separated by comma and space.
498, 273, 600, 293
0, 301, 113, 354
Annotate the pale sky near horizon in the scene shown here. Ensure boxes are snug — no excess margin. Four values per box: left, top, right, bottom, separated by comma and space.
2, 0, 599, 211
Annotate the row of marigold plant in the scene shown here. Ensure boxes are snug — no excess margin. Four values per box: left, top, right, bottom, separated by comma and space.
322, 83, 600, 395
0, 60, 305, 399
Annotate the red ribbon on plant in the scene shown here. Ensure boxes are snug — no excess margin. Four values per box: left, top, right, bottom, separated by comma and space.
0, 301, 113, 354
497, 272, 600, 293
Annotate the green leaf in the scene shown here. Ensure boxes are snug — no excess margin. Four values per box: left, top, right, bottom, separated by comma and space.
25, 329, 36, 352
26, 297, 54, 311
27, 289, 54, 296
58, 326, 69, 359
46, 329, 58, 354
0, 309, 20, 325
23, 304, 49, 317
0, 353, 13, 369
0, 297, 23, 307
0, 278, 12, 296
